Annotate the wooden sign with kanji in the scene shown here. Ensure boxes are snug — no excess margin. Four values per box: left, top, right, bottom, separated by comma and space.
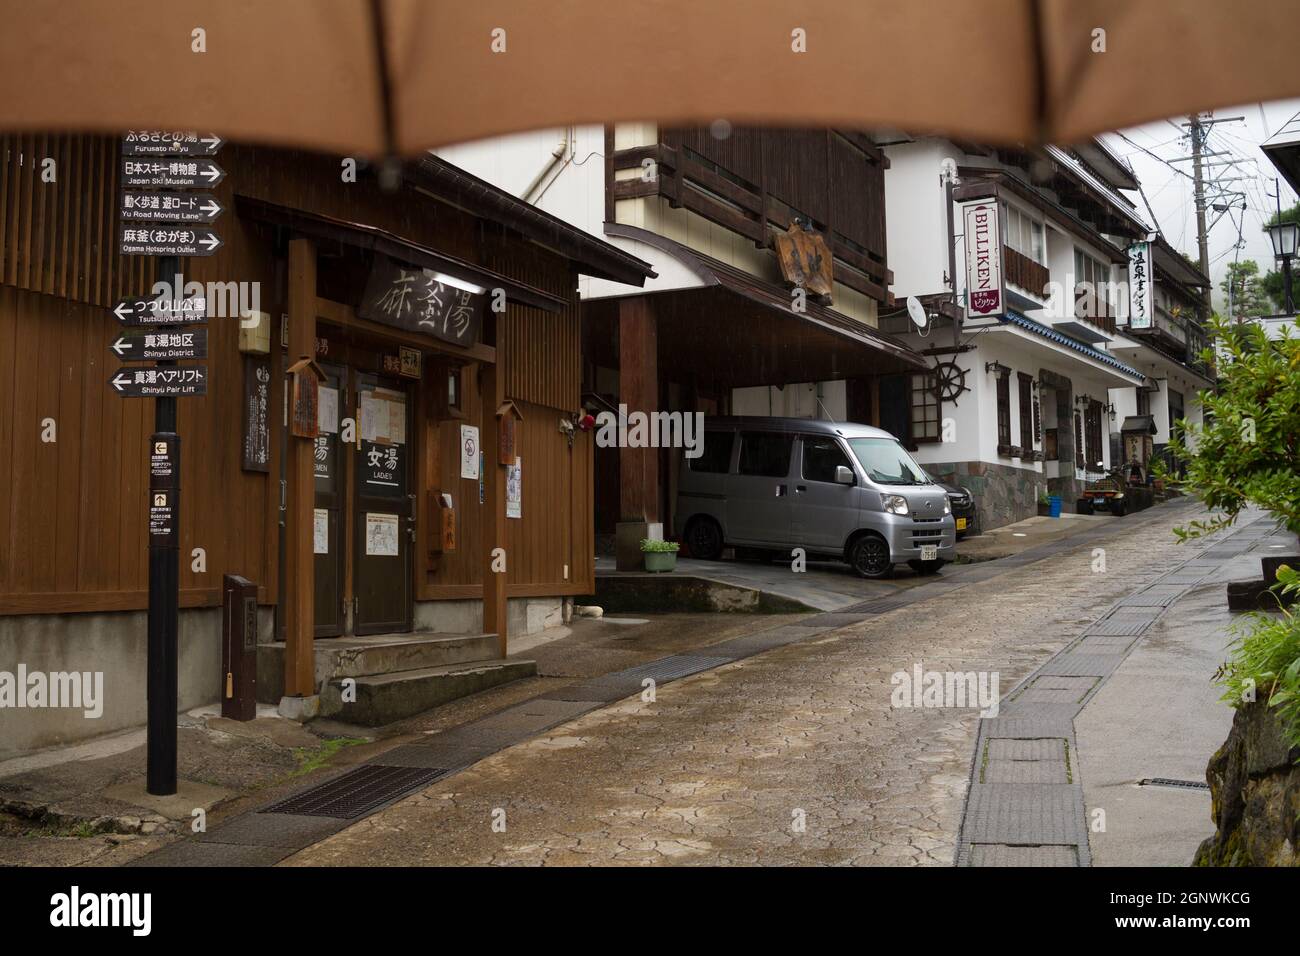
287, 357, 325, 439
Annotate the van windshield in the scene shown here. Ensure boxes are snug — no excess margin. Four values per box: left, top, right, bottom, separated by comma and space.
846, 438, 930, 486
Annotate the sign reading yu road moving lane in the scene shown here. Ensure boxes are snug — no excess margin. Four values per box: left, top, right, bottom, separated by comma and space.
120, 191, 224, 223
110, 365, 208, 397
118, 226, 222, 257
113, 295, 208, 326
121, 157, 225, 189
110, 328, 208, 361
122, 131, 223, 156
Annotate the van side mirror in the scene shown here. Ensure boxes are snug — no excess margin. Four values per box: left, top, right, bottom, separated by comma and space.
834, 465, 855, 485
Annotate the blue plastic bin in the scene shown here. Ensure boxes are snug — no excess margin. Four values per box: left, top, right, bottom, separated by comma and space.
1048, 495, 1062, 518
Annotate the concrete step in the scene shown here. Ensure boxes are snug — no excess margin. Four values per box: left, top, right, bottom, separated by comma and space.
256, 632, 501, 704
318, 659, 538, 726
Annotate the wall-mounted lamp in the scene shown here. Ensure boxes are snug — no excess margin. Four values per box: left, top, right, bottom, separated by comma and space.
1030, 378, 1041, 392
985, 361, 1011, 377
1074, 393, 1092, 407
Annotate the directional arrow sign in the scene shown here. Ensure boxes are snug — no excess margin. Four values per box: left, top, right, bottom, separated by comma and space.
110, 365, 208, 398
121, 132, 224, 157
119, 225, 222, 257
121, 157, 225, 189
110, 328, 208, 361
120, 191, 223, 223
112, 295, 208, 326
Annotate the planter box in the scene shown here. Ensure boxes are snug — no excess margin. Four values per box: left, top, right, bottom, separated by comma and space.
642, 551, 678, 573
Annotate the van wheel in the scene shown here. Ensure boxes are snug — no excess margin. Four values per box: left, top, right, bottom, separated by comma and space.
684, 516, 724, 560
1112, 500, 1126, 517
848, 534, 892, 579
908, 559, 945, 575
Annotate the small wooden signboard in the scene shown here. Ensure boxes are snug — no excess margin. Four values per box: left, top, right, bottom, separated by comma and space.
496, 400, 524, 466
288, 357, 326, 439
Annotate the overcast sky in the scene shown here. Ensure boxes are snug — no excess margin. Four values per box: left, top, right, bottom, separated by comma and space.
1102, 98, 1300, 311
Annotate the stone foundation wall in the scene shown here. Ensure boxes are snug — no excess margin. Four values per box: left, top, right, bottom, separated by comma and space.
924, 460, 1054, 532
1194, 699, 1300, 866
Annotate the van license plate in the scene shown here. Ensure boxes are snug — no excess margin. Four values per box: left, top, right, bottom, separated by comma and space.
955, 518, 967, 531
920, 545, 938, 561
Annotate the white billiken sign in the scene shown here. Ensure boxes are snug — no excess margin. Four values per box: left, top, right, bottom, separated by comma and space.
1127, 240, 1154, 330
962, 200, 1004, 317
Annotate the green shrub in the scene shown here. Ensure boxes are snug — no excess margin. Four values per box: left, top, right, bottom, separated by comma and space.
1161, 315, 1299, 541
1215, 565, 1300, 750
639, 538, 680, 553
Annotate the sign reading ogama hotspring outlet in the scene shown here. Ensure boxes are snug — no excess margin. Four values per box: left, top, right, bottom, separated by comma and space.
962, 200, 1004, 318
1126, 240, 1154, 330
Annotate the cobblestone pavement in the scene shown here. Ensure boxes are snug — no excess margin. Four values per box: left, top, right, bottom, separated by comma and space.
283, 502, 1206, 866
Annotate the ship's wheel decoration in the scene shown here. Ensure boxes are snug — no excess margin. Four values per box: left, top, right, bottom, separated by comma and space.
931, 360, 969, 405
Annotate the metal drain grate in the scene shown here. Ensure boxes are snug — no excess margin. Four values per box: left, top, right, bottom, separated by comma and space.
615, 654, 730, 683
1138, 777, 1210, 791
262, 764, 451, 818
847, 598, 908, 615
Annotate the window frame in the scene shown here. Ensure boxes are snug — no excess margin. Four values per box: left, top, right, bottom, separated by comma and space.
799, 435, 854, 484
909, 370, 942, 444
996, 372, 1011, 448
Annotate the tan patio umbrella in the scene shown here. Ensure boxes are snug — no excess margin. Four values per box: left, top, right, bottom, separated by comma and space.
1, 0, 1297, 154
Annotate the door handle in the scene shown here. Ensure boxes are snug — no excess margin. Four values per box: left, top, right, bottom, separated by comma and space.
795, 484, 807, 493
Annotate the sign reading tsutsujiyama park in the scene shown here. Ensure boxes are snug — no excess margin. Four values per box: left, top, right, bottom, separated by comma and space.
120, 191, 224, 223
121, 157, 226, 189
1126, 241, 1154, 330
118, 226, 223, 257
112, 294, 208, 326
109, 365, 208, 397
358, 256, 485, 348
962, 200, 1005, 318
110, 328, 208, 361
121, 131, 224, 157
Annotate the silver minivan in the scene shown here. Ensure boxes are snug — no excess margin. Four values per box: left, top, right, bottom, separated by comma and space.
674, 417, 956, 578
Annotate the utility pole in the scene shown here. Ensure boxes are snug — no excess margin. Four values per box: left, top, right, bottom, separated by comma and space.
1187, 114, 1213, 317
1180, 113, 1246, 319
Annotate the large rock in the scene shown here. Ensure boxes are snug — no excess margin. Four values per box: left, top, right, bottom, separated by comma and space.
1194, 699, 1300, 866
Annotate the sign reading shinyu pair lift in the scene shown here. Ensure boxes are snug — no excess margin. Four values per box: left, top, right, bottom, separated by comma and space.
112, 130, 225, 796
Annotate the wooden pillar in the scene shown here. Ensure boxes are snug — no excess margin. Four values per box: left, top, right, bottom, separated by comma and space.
283, 238, 316, 697
618, 296, 659, 523
481, 362, 508, 658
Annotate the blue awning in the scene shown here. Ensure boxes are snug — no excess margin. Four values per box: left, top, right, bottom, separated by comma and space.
1002, 311, 1144, 380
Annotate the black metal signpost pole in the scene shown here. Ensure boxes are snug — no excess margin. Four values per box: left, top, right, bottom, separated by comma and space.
146, 254, 181, 796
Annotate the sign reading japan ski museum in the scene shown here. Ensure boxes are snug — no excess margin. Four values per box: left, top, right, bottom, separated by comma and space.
962, 200, 1004, 318
121, 157, 225, 189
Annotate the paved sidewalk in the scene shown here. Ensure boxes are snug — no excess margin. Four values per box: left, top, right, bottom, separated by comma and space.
237, 501, 1197, 867
954, 511, 1279, 866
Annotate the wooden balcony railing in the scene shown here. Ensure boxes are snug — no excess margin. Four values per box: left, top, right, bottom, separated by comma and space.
1003, 245, 1050, 299
609, 127, 891, 302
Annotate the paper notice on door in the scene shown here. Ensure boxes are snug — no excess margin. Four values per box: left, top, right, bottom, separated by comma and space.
460, 425, 480, 479
365, 512, 400, 556
506, 456, 522, 519
387, 399, 406, 445
313, 508, 329, 554
318, 387, 339, 435
360, 393, 388, 443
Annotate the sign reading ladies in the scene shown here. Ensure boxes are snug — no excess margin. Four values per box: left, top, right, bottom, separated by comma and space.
962, 200, 1004, 318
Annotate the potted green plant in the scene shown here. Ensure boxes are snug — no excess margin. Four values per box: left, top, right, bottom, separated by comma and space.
1036, 491, 1052, 517
640, 538, 680, 572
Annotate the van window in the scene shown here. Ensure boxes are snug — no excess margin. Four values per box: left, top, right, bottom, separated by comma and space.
690, 431, 734, 473
737, 431, 793, 478
801, 436, 852, 483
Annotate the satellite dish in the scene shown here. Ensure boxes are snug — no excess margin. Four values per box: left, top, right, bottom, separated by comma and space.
906, 295, 929, 331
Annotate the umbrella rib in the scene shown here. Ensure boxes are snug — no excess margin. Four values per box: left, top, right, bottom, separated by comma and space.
368, 0, 398, 157
1027, 0, 1048, 143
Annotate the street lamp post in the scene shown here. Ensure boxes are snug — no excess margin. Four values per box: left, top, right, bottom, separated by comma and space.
1265, 218, 1299, 315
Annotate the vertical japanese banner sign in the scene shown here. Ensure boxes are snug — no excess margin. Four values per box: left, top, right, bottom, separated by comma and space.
1126, 241, 1154, 330
962, 200, 1004, 318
